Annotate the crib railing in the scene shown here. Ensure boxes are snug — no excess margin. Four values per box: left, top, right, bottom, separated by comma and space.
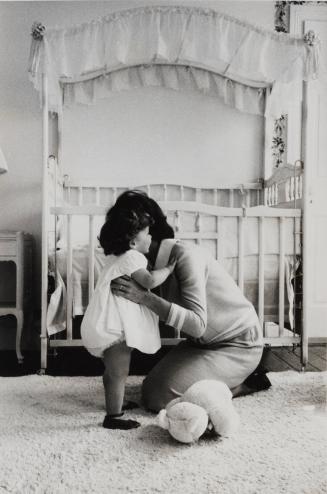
264, 162, 303, 207
41, 161, 303, 372
49, 203, 302, 351
62, 178, 264, 208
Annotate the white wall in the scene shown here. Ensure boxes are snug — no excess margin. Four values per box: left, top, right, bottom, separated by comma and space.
0, 0, 274, 349
63, 89, 264, 187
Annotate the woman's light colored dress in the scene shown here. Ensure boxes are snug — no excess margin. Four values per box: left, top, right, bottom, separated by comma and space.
142, 239, 263, 411
81, 250, 160, 357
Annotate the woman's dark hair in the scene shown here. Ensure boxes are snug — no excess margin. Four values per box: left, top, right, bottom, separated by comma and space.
107, 190, 175, 243
99, 208, 154, 256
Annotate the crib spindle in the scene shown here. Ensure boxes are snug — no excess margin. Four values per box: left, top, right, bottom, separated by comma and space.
217, 216, 224, 259
88, 215, 95, 301
246, 191, 250, 207
67, 187, 71, 204
216, 216, 220, 259
213, 191, 219, 259
229, 189, 234, 207
290, 177, 295, 201
174, 210, 181, 233
238, 216, 244, 292
66, 214, 73, 340
278, 217, 285, 336
163, 185, 168, 215
258, 216, 265, 331
296, 176, 301, 200
78, 187, 83, 206
264, 187, 268, 206
213, 189, 218, 206
195, 212, 201, 245
257, 189, 261, 206
286, 179, 290, 202
95, 187, 100, 206
163, 184, 168, 202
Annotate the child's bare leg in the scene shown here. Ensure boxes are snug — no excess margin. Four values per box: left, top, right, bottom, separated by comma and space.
102, 341, 140, 430
103, 342, 131, 415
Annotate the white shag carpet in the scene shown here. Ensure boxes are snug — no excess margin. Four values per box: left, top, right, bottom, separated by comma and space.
0, 372, 326, 494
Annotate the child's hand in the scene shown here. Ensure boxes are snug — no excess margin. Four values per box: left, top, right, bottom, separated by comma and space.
167, 256, 177, 274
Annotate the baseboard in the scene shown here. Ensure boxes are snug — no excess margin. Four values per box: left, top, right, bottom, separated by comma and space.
309, 337, 327, 345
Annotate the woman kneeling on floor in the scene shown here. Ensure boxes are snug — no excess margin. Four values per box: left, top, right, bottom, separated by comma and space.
110, 191, 271, 416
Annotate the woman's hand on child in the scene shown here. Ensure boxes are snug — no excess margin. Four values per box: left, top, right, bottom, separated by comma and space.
111, 275, 148, 304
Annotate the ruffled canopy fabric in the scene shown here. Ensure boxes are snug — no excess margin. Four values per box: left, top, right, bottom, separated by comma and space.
28, 5, 321, 115
63, 65, 266, 115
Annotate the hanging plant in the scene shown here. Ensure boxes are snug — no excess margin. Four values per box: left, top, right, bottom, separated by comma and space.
275, 1, 326, 33
272, 115, 287, 168
273, 1, 326, 169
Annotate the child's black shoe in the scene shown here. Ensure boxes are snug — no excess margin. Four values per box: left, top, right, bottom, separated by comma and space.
102, 413, 141, 430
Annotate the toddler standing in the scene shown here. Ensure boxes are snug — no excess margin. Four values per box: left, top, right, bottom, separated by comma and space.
81, 207, 175, 430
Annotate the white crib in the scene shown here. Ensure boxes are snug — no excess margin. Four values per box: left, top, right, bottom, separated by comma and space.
41, 157, 303, 372
27, 4, 318, 373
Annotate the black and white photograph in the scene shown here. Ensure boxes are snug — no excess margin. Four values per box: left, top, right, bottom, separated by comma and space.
0, 1, 326, 492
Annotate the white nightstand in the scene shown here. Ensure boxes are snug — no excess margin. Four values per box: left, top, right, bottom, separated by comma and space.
0, 231, 33, 363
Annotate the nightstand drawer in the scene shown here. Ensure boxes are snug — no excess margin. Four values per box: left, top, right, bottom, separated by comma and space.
0, 239, 16, 257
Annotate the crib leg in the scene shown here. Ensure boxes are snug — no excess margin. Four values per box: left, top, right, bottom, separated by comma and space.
301, 337, 308, 371
300, 345, 307, 372
51, 348, 59, 358
15, 310, 24, 365
40, 334, 48, 375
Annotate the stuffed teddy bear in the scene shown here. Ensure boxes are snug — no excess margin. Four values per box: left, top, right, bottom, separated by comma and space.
157, 380, 240, 443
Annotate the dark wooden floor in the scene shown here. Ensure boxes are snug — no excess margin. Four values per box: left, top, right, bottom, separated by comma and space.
0, 345, 326, 377
264, 345, 326, 372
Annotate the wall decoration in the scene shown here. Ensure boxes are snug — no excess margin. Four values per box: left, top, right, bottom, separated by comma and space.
273, 2, 326, 168
275, 1, 326, 33
272, 114, 287, 168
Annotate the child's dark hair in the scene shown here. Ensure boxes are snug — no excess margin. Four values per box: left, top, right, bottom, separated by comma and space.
108, 190, 175, 242
99, 208, 154, 256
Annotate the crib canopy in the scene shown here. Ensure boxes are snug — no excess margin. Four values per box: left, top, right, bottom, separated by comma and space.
28, 5, 321, 116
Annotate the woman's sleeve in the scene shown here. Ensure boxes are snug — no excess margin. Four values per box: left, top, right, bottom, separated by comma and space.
165, 245, 208, 338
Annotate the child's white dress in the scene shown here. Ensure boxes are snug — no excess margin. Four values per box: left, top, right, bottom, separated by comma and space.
81, 250, 161, 357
